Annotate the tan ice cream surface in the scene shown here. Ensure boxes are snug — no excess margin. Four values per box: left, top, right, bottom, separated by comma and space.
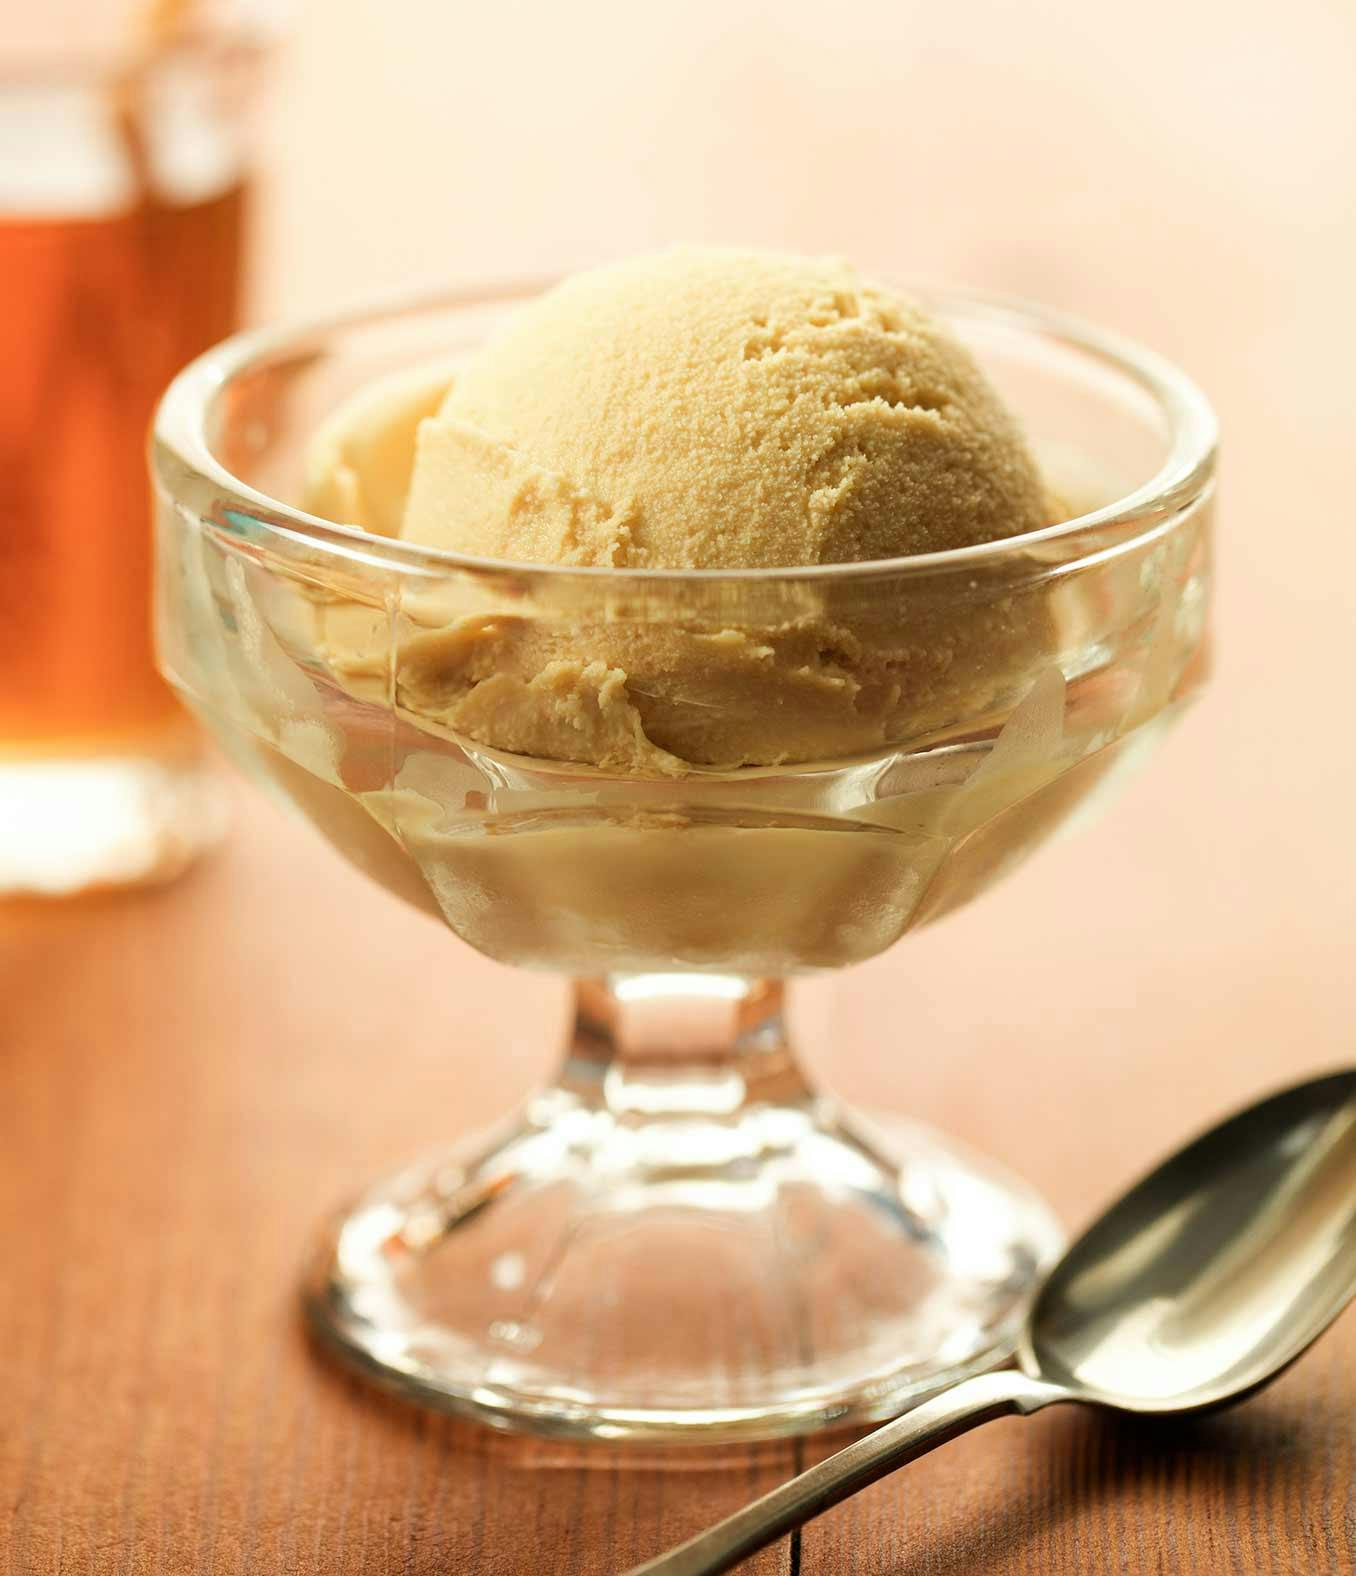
404, 248, 1052, 568
304, 249, 1060, 774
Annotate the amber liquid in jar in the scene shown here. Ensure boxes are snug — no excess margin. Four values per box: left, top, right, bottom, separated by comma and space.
0, 183, 245, 755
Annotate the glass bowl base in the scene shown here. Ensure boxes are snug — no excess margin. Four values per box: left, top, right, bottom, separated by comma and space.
304, 1100, 1063, 1442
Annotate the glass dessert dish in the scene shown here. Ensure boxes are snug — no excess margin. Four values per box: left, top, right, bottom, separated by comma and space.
152, 284, 1214, 1441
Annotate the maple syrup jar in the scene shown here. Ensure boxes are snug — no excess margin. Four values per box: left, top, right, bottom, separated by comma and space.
0, 3, 273, 895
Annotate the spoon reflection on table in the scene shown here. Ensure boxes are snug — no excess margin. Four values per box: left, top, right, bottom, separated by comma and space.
629, 1070, 1356, 1576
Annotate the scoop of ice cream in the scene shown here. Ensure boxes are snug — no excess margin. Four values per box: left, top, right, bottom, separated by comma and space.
304, 363, 452, 538
304, 249, 1059, 772
403, 248, 1053, 569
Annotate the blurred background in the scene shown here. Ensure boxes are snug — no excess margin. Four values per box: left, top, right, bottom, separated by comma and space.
5, 3, 1356, 1567
6, 0, 1356, 1124
4, 0, 1354, 1144
259, 0, 1356, 1177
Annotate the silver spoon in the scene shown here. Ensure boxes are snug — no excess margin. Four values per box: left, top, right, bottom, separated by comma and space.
629, 1069, 1356, 1576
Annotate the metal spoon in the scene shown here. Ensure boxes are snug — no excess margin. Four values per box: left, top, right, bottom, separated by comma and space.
629, 1069, 1356, 1576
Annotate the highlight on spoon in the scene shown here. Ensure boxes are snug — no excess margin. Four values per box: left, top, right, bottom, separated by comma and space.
1023, 1069, 1356, 1412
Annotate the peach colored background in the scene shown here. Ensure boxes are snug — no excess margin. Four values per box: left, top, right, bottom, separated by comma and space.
247, 0, 1356, 1172
5, 6, 1356, 1571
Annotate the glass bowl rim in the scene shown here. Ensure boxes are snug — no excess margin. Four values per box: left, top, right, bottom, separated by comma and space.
154, 277, 1218, 587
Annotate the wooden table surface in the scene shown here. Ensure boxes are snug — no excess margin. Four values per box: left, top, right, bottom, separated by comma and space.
6, 1, 1356, 1571
4, 797, 1354, 1576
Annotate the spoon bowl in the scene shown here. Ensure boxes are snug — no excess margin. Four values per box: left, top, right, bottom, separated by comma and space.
1024, 1068, 1356, 1413
632, 1069, 1356, 1576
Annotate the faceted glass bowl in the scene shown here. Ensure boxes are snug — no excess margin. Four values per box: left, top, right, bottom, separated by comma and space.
153, 285, 1214, 1440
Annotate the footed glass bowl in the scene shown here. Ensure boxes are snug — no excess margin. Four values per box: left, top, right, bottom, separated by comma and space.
153, 285, 1214, 1440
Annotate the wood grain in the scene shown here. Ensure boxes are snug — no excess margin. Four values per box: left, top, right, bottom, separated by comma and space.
6, 0, 1356, 1569
2, 790, 1353, 1575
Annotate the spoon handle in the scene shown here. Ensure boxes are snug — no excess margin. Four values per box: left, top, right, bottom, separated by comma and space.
626, 1370, 1064, 1576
